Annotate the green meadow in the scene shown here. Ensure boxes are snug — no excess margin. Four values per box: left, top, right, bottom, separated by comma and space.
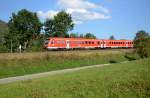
0, 56, 150, 98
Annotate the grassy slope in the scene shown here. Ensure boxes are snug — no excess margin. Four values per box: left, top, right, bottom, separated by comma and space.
0, 57, 150, 98
0, 50, 128, 78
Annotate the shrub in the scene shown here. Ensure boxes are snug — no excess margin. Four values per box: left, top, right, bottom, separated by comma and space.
109, 59, 117, 63
124, 52, 139, 61
134, 30, 150, 58
0, 43, 8, 53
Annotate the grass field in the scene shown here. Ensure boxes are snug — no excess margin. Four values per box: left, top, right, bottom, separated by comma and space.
0, 57, 150, 98
0, 49, 132, 78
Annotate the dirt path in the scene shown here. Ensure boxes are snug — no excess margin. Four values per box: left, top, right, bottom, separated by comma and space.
0, 61, 129, 84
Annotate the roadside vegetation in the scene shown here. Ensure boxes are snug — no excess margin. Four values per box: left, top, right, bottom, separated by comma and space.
0, 49, 132, 79
0, 56, 150, 98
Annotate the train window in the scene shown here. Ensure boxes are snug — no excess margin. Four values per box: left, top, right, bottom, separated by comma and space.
97, 42, 100, 44
44, 39, 49, 45
57, 41, 60, 44
92, 42, 94, 44
51, 40, 54, 44
75, 41, 78, 44
77, 41, 81, 44
62, 41, 65, 44
89, 42, 91, 44
85, 41, 87, 44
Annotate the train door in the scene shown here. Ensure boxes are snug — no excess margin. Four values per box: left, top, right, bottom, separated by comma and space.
126, 41, 128, 48
100, 41, 103, 48
103, 41, 106, 48
66, 40, 70, 49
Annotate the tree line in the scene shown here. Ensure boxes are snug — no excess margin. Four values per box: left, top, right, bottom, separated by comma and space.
0, 9, 150, 59
0, 9, 96, 52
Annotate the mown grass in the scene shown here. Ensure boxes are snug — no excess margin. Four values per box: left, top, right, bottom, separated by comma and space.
0, 50, 130, 78
0, 57, 150, 98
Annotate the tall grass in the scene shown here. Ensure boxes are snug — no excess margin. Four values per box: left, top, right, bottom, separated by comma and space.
0, 50, 130, 78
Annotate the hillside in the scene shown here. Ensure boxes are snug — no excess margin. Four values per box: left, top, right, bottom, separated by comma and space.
0, 57, 149, 98
0, 19, 8, 33
0, 19, 8, 42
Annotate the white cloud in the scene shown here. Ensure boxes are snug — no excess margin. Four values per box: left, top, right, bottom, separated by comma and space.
58, 0, 110, 14
37, 10, 58, 19
37, 0, 111, 24
58, 0, 98, 9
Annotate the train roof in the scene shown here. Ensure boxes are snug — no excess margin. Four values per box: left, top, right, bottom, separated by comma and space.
46, 37, 133, 41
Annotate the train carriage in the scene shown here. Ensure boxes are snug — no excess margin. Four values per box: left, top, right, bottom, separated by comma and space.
44, 37, 133, 50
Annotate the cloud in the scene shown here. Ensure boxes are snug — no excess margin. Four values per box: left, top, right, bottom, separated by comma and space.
37, 0, 111, 24
37, 10, 58, 19
58, 0, 98, 9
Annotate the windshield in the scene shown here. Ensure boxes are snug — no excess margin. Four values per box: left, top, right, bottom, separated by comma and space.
44, 39, 49, 45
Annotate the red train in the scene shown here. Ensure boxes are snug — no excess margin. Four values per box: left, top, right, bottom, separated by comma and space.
44, 37, 133, 50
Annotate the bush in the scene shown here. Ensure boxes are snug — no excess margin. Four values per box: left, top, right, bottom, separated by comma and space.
124, 52, 139, 61
26, 38, 45, 52
109, 59, 117, 63
0, 43, 8, 53
134, 30, 150, 58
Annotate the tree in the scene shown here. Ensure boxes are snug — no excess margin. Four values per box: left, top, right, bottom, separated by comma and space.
109, 35, 115, 40
84, 33, 96, 39
45, 11, 74, 38
79, 34, 84, 38
134, 30, 150, 58
5, 9, 41, 52
70, 33, 78, 38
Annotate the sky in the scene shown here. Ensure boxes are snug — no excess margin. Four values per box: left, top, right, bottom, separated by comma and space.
0, 0, 150, 40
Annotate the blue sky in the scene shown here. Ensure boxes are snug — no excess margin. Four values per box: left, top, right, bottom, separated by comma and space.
0, 0, 150, 40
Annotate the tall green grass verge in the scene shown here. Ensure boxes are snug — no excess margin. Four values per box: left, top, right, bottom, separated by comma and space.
0, 57, 150, 98
0, 50, 128, 78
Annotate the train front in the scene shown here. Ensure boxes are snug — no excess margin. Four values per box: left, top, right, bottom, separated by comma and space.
43, 38, 50, 49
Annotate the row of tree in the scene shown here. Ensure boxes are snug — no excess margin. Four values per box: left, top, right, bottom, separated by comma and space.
1, 9, 150, 59
0, 9, 96, 52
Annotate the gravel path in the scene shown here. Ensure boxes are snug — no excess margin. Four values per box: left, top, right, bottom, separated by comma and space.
0, 61, 129, 84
